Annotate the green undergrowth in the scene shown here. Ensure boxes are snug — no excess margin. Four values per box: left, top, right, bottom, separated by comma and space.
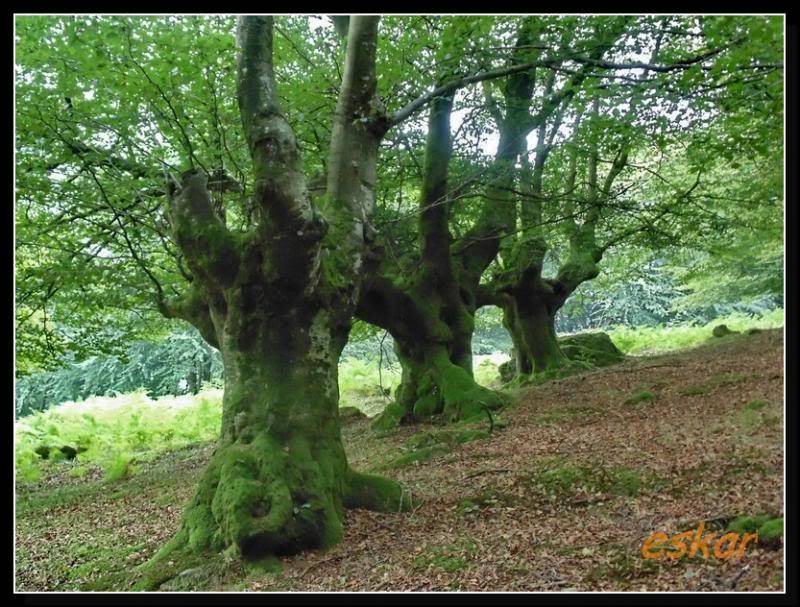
517, 456, 654, 500
679, 372, 748, 397
606, 308, 783, 356
338, 358, 400, 418
411, 539, 479, 573
376, 423, 494, 471
457, 488, 517, 515
728, 514, 783, 546
624, 389, 656, 406
15, 388, 223, 483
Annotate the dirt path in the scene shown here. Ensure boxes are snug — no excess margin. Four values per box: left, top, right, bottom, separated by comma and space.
15, 330, 784, 592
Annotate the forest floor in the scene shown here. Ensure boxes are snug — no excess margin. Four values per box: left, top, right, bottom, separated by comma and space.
15, 329, 784, 592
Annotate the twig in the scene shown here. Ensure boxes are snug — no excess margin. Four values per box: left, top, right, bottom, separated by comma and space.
729, 564, 751, 590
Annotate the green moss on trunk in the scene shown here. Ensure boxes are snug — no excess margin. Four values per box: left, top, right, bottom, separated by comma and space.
140, 309, 409, 588
373, 337, 505, 430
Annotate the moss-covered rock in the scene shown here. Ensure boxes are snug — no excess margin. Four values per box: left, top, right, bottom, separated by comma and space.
343, 470, 412, 512
34, 444, 83, 460
558, 332, 625, 367
498, 359, 516, 384
712, 324, 739, 338
338, 406, 367, 421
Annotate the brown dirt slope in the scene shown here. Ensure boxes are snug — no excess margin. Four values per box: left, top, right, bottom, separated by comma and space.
15, 329, 784, 592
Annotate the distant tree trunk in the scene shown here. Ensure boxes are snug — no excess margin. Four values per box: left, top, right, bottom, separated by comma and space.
493, 101, 611, 382
501, 292, 566, 375
357, 90, 504, 428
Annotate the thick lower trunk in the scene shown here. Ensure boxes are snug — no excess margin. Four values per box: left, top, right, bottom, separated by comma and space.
361, 279, 504, 429
505, 295, 566, 378
377, 334, 503, 429
149, 308, 409, 576
501, 303, 532, 377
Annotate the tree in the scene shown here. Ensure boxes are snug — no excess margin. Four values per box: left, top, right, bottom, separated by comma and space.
16, 14, 417, 569
476, 15, 783, 379
15, 15, 783, 573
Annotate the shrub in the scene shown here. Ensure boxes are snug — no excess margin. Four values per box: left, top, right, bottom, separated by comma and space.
104, 452, 133, 482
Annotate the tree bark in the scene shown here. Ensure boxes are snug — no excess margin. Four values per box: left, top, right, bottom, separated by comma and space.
157, 304, 407, 562
143, 17, 409, 577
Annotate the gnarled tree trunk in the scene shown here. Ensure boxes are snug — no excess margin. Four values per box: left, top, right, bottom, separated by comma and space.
143, 17, 409, 581
358, 87, 504, 429
161, 303, 406, 561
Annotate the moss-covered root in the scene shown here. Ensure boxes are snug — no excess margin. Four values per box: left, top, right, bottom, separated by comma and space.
432, 352, 505, 422
344, 470, 413, 512
136, 432, 356, 589
134, 539, 210, 591
371, 401, 409, 432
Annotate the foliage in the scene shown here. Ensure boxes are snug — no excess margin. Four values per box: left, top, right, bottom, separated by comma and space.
15, 388, 223, 480
16, 328, 222, 417
15, 14, 784, 379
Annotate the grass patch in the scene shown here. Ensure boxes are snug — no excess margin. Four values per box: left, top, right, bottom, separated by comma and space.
679, 372, 747, 397
411, 540, 478, 573
380, 427, 491, 470
728, 514, 772, 534
744, 399, 768, 411
728, 514, 783, 545
337, 358, 399, 417
457, 488, 516, 515
607, 308, 783, 356
758, 518, 783, 544
738, 409, 763, 432
15, 389, 223, 483
624, 390, 656, 406
519, 458, 648, 499
381, 444, 452, 469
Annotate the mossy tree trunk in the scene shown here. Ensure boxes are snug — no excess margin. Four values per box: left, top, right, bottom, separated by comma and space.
356, 20, 555, 426
502, 290, 566, 374
161, 304, 407, 561
148, 16, 411, 573
489, 95, 628, 383
358, 89, 504, 428
489, 33, 668, 384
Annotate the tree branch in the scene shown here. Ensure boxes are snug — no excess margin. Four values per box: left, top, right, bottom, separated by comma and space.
168, 169, 240, 290
237, 16, 324, 246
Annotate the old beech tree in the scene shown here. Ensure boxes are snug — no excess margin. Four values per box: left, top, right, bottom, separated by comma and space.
14, 15, 783, 573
